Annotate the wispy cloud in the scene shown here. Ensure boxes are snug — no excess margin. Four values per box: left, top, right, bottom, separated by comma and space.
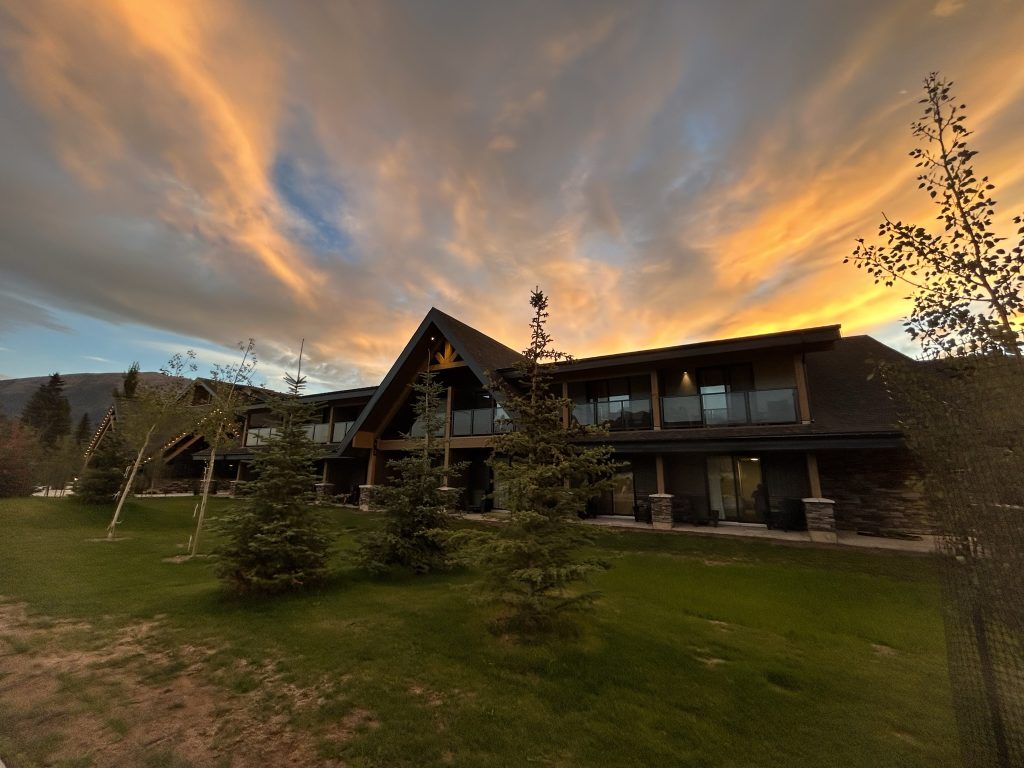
0, 0, 1021, 384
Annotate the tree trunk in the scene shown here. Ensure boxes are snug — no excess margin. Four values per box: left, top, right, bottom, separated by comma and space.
107, 425, 154, 539
189, 444, 217, 557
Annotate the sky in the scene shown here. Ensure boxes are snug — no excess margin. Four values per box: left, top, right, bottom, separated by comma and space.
1, 0, 1023, 392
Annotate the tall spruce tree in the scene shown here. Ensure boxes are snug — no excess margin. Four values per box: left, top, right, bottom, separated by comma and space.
458, 289, 617, 634
21, 373, 71, 448
215, 365, 332, 593
358, 371, 463, 575
73, 413, 92, 446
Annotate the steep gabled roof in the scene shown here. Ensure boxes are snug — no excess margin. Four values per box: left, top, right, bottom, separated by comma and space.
336, 308, 524, 451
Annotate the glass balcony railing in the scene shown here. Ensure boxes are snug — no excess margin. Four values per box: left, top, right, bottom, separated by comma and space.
331, 421, 354, 443
660, 388, 798, 428
572, 398, 653, 431
451, 406, 511, 436
245, 422, 335, 446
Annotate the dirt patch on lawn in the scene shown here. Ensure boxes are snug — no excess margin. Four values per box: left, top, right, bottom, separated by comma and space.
0, 601, 359, 767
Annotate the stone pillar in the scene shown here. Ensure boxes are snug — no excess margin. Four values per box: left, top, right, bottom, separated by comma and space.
229, 480, 245, 497
802, 497, 837, 543
314, 482, 335, 502
358, 484, 377, 512
438, 486, 463, 514
649, 493, 674, 530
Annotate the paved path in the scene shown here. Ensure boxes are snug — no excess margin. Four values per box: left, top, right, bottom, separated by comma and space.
583, 515, 937, 554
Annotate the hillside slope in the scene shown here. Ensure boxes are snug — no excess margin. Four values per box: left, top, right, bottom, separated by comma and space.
0, 372, 168, 426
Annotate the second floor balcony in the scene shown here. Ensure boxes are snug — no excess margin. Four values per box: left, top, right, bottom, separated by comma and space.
572, 398, 653, 431
661, 387, 798, 428
451, 406, 511, 436
245, 420, 354, 447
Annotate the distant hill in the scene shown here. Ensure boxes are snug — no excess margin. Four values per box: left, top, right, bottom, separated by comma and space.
0, 372, 170, 426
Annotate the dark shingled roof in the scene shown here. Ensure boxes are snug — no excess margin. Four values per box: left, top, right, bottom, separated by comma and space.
430, 309, 525, 375
804, 335, 911, 435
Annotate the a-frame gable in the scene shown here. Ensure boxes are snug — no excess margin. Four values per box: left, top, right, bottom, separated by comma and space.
338, 308, 524, 452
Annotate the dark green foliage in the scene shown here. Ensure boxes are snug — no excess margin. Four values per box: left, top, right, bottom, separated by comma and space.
76, 433, 128, 505
457, 289, 617, 634
116, 362, 141, 399
21, 372, 71, 448
73, 413, 92, 446
848, 73, 1023, 359
359, 372, 462, 575
0, 416, 40, 497
215, 370, 331, 594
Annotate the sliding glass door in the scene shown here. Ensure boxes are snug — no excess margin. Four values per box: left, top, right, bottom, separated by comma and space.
705, 455, 765, 523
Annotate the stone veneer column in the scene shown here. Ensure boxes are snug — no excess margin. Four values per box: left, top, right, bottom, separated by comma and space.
649, 493, 674, 530
802, 497, 838, 543
358, 484, 377, 512
314, 482, 335, 502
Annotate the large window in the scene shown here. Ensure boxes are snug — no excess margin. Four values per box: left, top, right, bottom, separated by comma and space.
569, 375, 652, 430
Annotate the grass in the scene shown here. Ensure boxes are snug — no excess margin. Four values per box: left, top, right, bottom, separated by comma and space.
0, 496, 958, 767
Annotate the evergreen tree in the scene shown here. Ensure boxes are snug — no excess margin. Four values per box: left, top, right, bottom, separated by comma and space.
76, 432, 129, 504
0, 416, 40, 497
115, 362, 141, 399
359, 371, 464, 575
73, 413, 93, 446
21, 373, 71, 448
215, 368, 332, 594
457, 289, 617, 635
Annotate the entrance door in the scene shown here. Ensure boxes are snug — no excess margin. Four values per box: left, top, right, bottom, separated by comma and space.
611, 471, 635, 517
734, 457, 764, 523
705, 455, 765, 523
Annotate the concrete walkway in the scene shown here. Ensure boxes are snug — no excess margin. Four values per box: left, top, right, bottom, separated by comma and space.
583, 515, 937, 554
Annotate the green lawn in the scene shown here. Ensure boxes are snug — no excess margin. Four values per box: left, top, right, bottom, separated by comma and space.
0, 497, 957, 767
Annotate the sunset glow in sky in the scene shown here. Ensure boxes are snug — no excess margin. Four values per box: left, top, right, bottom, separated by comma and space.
2, 0, 1023, 390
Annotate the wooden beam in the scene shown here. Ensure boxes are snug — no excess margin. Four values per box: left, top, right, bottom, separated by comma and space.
562, 382, 570, 428
443, 385, 453, 480
806, 452, 822, 498
650, 370, 662, 430
794, 353, 812, 423
655, 454, 666, 494
352, 430, 375, 449
163, 434, 202, 463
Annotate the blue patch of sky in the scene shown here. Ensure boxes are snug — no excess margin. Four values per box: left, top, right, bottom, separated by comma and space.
0, 305, 252, 382
271, 152, 353, 261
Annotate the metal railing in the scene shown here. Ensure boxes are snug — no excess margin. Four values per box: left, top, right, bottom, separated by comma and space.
660, 387, 798, 428
572, 398, 653, 431
451, 406, 511, 436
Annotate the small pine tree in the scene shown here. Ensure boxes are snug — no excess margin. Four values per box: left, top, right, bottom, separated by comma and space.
21, 373, 71, 448
359, 371, 464, 575
458, 289, 617, 635
215, 368, 332, 594
76, 432, 128, 504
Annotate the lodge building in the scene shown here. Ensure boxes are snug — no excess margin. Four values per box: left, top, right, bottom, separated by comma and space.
204, 308, 933, 541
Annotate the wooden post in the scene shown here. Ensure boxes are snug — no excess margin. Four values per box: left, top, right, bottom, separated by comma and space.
806, 452, 822, 498
650, 370, 662, 430
366, 442, 378, 485
794, 353, 812, 423
655, 454, 666, 494
561, 382, 570, 428
443, 385, 453, 484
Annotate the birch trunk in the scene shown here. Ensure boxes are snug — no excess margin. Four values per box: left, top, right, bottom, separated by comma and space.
107, 424, 154, 539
